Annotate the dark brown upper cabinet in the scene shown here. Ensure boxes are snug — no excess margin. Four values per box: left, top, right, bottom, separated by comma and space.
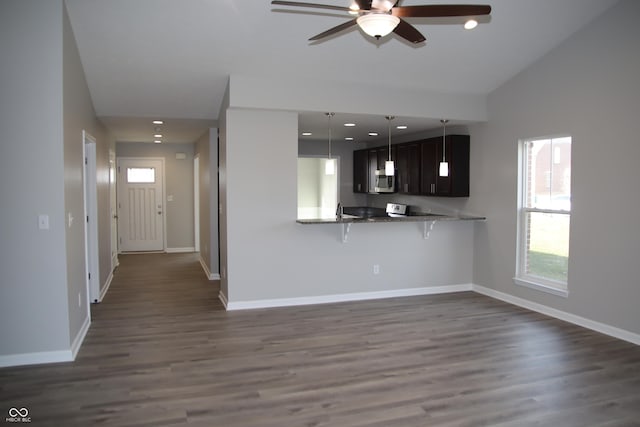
353, 134, 470, 197
428, 135, 470, 197
353, 149, 368, 193
395, 142, 421, 194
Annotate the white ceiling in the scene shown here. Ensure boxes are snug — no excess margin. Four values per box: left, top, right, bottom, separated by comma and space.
65, 0, 618, 144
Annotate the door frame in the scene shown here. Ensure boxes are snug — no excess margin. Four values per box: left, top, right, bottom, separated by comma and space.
82, 130, 100, 304
194, 155, 200, 252
116, 156, 167, 252
109, 148, 119, 269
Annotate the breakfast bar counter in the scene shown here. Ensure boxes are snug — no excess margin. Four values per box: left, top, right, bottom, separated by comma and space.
296, 213, 485, 225
296, 208, 485, 243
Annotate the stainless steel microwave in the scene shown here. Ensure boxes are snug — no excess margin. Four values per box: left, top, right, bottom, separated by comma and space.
374, 170, 396, 193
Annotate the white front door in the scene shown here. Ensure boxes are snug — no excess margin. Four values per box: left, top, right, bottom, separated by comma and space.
117, 158, 165, 252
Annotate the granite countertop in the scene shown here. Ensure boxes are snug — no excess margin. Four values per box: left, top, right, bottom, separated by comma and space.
296, 213, 485, 225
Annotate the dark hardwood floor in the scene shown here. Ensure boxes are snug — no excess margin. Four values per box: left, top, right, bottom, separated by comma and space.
1, 253, 639, 426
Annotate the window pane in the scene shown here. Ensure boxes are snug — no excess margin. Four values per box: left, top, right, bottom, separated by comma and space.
524, 211, 570, 283
297, 157, 338, 219
127, 167, 155, 183
525, 137, 571, 210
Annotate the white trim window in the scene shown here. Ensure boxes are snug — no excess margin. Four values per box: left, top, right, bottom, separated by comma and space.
515, 136, 572, 296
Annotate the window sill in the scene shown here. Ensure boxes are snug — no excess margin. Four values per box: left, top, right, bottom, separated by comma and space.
513, 277, 568, 298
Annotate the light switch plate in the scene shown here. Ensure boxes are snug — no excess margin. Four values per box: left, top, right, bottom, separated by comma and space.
38, 214, 49, 230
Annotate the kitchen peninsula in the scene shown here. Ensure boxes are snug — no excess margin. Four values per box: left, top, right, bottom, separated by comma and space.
297, 204, 485, 242
296, 213, 484, 225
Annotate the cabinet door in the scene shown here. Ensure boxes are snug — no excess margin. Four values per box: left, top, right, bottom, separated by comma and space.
395, 144, 409, 193
420, 140, 438, 195
436, 135, 469, 197
406, 143, 421, 194
435, 136, 452, 196
368, 149, 378, 193
353, 149, 368, 193
377, 147, 390, 171
396, 143, 420, 194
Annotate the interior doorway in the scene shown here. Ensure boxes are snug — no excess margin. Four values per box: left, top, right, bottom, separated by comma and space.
83, 131, 100, 304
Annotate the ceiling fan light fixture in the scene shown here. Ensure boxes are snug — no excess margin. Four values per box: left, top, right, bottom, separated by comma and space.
357, 13, 400, 39
464, 19, 478, 30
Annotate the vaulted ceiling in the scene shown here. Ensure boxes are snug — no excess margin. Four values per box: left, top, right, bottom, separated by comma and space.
65, 0, 618, 143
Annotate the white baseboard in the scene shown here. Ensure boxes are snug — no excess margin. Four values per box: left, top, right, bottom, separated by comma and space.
0, 315, 91, 368
0, 349, 73, 368
165, 247, 195, 253
218, 290, 229, 309
71, 314, 91, 360
98, 270, 114, 302
472, 284, 640, 346
199, 256, 221, 280
224, 284, 473, 311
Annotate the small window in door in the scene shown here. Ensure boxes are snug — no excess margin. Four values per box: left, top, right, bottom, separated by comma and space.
126, 167, 155, 183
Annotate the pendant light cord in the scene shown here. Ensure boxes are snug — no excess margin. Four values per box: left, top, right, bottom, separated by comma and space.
386, 115, 394, 160
326, 112, 334, 159
441, 119, 449, 161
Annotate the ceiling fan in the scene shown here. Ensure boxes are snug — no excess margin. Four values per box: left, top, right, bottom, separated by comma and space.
271, 0, 491, 44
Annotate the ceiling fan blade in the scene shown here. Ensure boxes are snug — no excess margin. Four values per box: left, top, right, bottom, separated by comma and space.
391, 4, 491, 18
354, 0, 373, 11
309, 18, 358, 41
393, 19, 426, 44
271, 1, 351, 13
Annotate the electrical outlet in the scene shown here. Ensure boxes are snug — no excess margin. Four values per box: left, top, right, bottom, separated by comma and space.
373, 264, 380, 275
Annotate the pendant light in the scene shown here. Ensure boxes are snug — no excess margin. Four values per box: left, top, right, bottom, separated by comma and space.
439, 119, 449, 177
325, 112, 335, 175
385, 115, 395, 176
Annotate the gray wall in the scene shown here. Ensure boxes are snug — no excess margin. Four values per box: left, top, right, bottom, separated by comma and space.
0, 0, 70, 358
467, 0, 640, 335
195, 128, 220, 276
116, 142, 196, 250
0, 0, 113, 363
63, 1, 114, 342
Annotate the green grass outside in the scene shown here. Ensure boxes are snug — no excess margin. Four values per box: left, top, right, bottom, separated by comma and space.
527, 251, 568, 282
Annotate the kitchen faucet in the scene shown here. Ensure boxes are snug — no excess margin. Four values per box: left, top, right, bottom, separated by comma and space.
336, 202, 343, 219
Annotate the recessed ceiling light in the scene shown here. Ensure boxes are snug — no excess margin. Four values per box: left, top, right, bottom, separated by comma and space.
152, 120, 164, 125
154, 134, 162, 138
302, 132, 312, 136
369, 132, 378, 136
464, 19, 478, 30
344, 123, 356, 127
345, 137, 354, 141
154, 140, 162, 144
396, 125, 408, 130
